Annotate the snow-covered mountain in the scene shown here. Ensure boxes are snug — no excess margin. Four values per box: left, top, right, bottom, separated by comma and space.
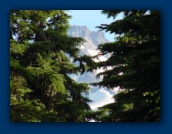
68, 25, 109, 46
68, 25, 108, 84
67, 25, 119, 109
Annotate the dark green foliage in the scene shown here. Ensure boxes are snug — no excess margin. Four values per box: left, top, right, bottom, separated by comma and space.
10, 10, 91, 122
78, 10, 160, 122
96, 10, 160, 122
10, 10, 160, 122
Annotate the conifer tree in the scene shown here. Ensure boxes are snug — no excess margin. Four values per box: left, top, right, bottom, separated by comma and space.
78, 10, 160, 122
97, 10, 160, 122
10, 10, 92, 122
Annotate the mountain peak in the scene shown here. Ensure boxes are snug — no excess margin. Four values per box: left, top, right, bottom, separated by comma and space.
71, 25, 89, 30
68, 25, 109, 46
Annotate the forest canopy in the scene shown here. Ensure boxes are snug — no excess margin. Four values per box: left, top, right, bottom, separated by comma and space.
10, 10, 160, 122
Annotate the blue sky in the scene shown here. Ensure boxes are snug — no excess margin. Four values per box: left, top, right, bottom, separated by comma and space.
67, 10, 122, 42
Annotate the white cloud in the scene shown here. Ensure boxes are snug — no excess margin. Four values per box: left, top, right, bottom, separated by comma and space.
89, 88, 115, 110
